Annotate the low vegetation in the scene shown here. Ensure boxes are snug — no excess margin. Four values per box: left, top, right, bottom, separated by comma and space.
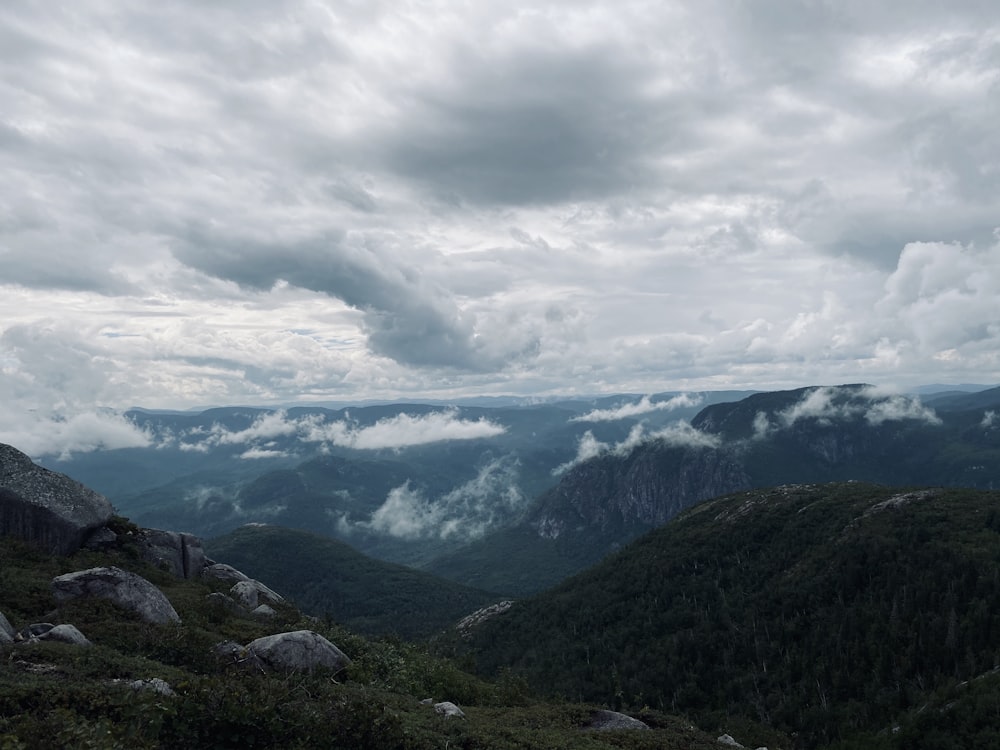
0, 529, 749, 749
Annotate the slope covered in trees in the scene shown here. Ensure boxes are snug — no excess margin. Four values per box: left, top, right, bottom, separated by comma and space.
467, 483, 1000, 748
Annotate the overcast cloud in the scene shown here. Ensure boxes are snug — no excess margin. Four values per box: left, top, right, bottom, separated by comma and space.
2, 1, 999, 453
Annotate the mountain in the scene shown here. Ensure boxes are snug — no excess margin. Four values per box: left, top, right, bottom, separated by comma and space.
205, 524, 500, 639
465, 482, 1000, 749
36, 393, 745, 568
424, 384, 1000, 594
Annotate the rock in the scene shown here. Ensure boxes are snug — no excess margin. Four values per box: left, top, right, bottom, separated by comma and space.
0, 610, 15, 644
586, 709, 650, 731
456, 600, 514, 638
718, 734, 744, 747
38, 623, 91, 646
433, 701, 466, 719
20, 623, 55, 639
230, 579, 284, 610
0, 443, 115, 555
245, 630, 350, 674
83, 526, 118, 550
201, 563, 252, 585
52, 566, 181, 625
251, 604, 277, 618
138, 529, 207, 579
115, 678, 175, 696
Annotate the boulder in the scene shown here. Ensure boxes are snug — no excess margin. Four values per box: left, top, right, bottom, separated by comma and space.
433, 701, 466, 719
230, 580, 284, 610
0, 443, 115, 555
718, 735, 744, 748
138, 529, 207, 579
0, 610, 14, 644
52, 566, 180, 625
251, 604, 278, 618
113, 677, 175, 696
38, 623, 91, 646
201, 563, 252, 585
586, 709, 650, 731
245, 630, 350, 674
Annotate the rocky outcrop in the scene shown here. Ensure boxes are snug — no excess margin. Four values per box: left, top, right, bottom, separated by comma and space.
245, 630, 350, 674
0, 443, 115, 555
456, 600, 514, 638
52, 566, 180, 625
138, 529, 208, 579
586, 710, 649, 731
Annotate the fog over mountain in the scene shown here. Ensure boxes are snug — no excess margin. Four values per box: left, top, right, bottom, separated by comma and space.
2, 0, 999, 460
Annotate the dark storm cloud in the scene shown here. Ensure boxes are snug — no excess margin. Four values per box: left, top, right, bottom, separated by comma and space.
172, 226, 505, 370
374, 45, 690, 206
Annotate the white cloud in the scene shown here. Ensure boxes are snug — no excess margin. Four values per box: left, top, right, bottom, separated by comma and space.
571, 393, 703, 422
982, 410, 996, 428
364, 456, 526, 540
775, 386, 941, 429
1, 1, 998, 410
176, 408, 506, 454
554, 420, 719, 474
0, 411, 152, 460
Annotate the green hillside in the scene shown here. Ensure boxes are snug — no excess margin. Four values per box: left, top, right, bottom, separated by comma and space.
0, 525, 749, 749
467, 483, 1000, 748
205, 524, 500, 639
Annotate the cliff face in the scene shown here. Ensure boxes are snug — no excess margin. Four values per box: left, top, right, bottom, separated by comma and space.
0, 443, 115, 555
529, 443, 751, 538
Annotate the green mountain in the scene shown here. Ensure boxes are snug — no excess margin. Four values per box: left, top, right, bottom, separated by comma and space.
465, 482, 1000, 748
204, 524, 500, 639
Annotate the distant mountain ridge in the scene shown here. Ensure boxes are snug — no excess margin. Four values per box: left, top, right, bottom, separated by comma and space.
424, 383, 1000, 593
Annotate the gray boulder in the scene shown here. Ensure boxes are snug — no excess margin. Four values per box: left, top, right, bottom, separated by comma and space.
245, 630, 350, 674
138, 529, 207, 579
201, 563, 252, 585
433, 701, 466, 719
39, 623, 91, 646
586, 709, 650, 731
0, 443, 115, 555
230, 579, 285, 610
52, 566, 180, 625
0, 610, 14, 644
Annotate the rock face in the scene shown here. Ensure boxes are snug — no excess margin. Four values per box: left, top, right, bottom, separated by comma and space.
138, 529, 208, 580
245, 630, 350, 674
0, 443, 115, 555
0, 610, 14, 644
52, 566, 181, 625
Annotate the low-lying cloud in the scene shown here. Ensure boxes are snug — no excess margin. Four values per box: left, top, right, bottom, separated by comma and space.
775, 386, 942, 431
362, 456, 526, 540
0, 411, 153, 460
172, 409, 506, 455
554, 421, 720, 475
571, 393, 703, 423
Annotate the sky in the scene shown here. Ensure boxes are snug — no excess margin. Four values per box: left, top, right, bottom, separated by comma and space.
2, 0, 999, 452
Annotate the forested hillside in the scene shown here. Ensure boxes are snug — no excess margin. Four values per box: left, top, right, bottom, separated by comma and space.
466, 483, 1000, 748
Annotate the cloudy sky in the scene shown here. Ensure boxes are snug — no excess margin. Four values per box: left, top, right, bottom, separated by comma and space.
2, 0, 999, 437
